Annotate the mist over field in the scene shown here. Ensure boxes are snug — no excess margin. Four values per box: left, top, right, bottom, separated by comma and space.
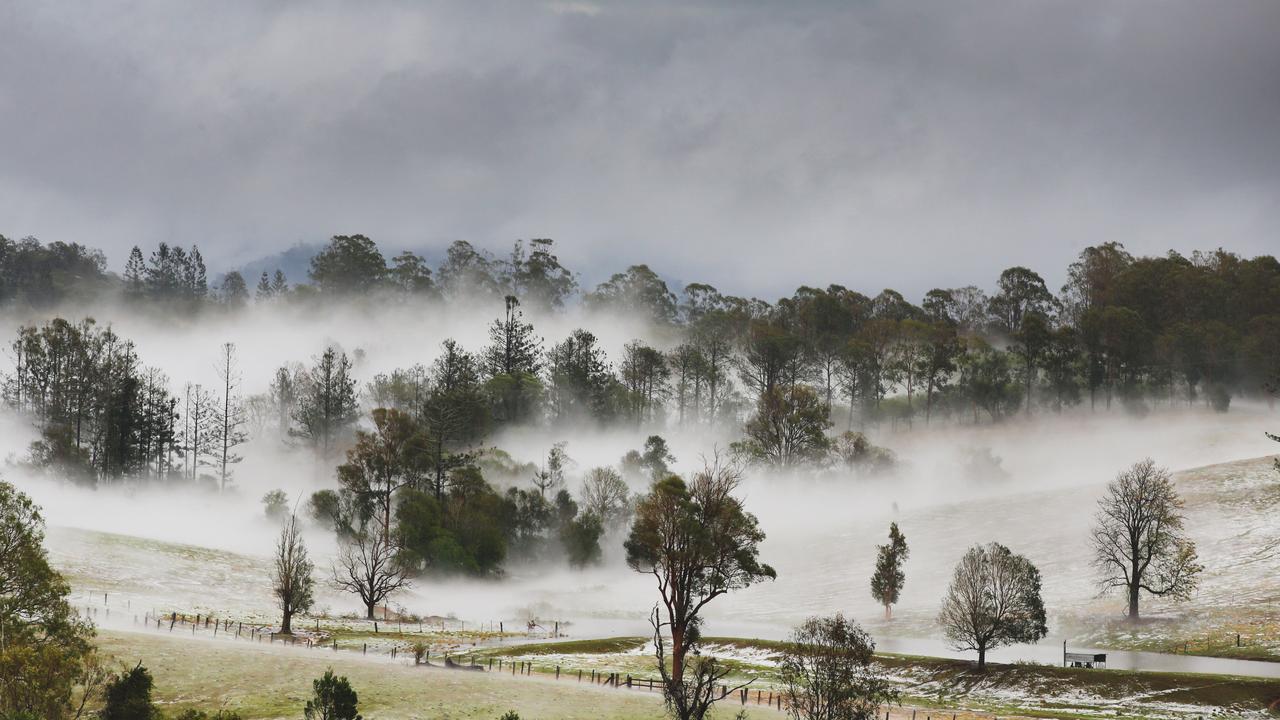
2, 3, 1280, 719
4, 296, 1275, 640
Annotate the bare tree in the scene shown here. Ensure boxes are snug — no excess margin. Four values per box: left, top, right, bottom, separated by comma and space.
938, 542, 1047, 671
181, 383, 218, 483
579, 467, 631, 531
271, 513, 315, 634
779, 614, 899, 720
332, 522, 409, 621
1091, 459, 1202, 620
625, 455, 776, 720
214, 342, 249, 492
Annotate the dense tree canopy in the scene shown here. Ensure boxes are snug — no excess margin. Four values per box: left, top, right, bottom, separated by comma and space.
0, 480, 97, 719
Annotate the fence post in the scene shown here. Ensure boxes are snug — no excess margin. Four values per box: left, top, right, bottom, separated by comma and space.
556, 666, 560, 679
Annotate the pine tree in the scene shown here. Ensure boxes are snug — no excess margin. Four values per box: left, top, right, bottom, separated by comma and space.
870, 522, 909, 620
482, 295, 542, 423
187, 245, 208, 300
123, 247, 146, 300
293, 348, 359, 455
271, 269, 288, 295
256, 271, 273, 301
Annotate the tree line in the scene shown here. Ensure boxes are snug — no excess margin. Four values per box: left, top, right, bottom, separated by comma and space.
4, 234, 1276, 437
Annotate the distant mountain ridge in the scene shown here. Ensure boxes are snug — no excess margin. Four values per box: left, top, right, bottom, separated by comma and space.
233, 241, 322, 288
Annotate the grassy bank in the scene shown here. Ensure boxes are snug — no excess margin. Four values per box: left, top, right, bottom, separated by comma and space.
474, 634, 1280, 719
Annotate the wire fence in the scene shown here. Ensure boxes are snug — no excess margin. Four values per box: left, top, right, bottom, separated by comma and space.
79, 593, 1026, 720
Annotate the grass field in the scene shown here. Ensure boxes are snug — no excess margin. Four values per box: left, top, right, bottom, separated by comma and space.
94, 627, 1280, 720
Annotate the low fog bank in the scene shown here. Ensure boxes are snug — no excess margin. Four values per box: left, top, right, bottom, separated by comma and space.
11, 401, 1275, 644
0, 299, 659, 401
3, 300, 1276, 643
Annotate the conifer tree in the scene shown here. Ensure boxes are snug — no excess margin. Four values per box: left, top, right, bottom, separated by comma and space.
870, 522, 909, 620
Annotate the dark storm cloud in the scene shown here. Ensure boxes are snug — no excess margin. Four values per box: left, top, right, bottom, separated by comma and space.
1, 0, 1277, 299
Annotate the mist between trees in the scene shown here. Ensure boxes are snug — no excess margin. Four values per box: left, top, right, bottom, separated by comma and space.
0, 234, 1277, 581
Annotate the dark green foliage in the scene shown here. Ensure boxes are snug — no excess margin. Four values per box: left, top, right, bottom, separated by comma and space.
303, 669, 361, 720
172, 711, 243, 720
869, 523, 909, 618
307, 490, 345, 532
619, 341, 670, 424
99, 664, 157, 720
308, 235, 386, 295
626, 462, 775, 718
0, 481, 97, 719
219, 272, 248, 307
388, 251, 436, 297
395, 486, 507, 575
292, 347, 359, 454
620, 435, 675, 481
130, 243, 207, 305
4, 318, 180, 484
989, 266, 1055, 336
420, 340, 489, 498
436, 241, 504, 300
506, 238, 576, 311
739, 385, 832, 467
546, 329, 617, 422
585, 264, 677, 324
0, 235, 109, 308
560, 511, 604, 568
780, 613, 899, 720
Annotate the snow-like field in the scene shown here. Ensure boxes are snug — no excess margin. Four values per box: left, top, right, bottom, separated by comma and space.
24, 405, 1280, 670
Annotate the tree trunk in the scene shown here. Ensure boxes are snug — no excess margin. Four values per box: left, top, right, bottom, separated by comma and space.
884, 603, 891, 621
366, 603, 376, 621
281, 608, 293, 635
670, 623, 685, 684
1128, 583, 1140, 621
977, 645, 986, 672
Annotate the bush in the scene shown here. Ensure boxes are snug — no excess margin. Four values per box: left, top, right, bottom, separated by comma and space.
172, 711, 243, 720
99, 663, 158, 720
408, 640, 429, 665
560, 513, 603, 568
303, 669, 361, 720
262, 490, 289, 521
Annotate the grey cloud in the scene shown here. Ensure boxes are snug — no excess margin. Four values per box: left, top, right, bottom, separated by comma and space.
0, 0, 1276, 299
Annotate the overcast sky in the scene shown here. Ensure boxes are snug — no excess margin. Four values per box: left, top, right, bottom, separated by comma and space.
1, 1, 1277, 299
